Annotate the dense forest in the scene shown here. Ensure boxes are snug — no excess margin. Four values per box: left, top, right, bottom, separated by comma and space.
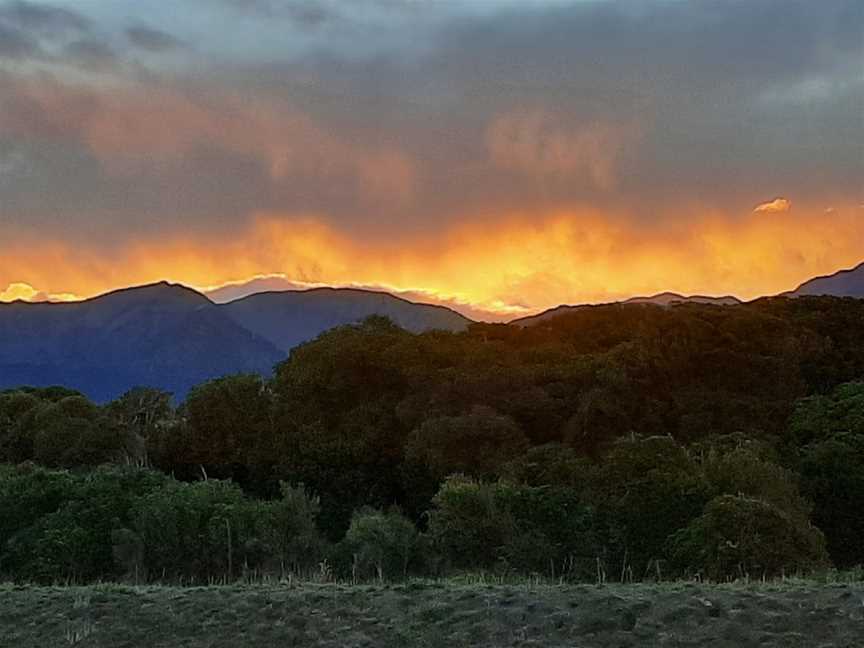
3, 296, 864, 583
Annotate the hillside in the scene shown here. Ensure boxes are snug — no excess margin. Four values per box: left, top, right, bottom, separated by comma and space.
512, 292, 741, 326
221, 287, 471, 352
0, 282, 283, 402
788, 262, 864, 298
0, 282, 471, 401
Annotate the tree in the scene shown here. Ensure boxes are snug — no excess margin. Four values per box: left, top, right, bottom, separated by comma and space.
342, 507, 420, 581
30, 395, 126, 468
799, 433, 864, 567
182, 374, 272, 483
251, 482, 324, 576
786, 382, 864, 567
667, 494, 828, 580
598, 435, 709, 577
428, 476, 597, 578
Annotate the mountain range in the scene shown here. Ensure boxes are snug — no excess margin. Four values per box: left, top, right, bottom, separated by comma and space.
3, 262, 864, 401
786, 262, 864, 298
0, 282, 470, 401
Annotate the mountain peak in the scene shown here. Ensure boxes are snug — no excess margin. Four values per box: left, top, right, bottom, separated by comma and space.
84, 281, 213, 307
790, 262, 864, 298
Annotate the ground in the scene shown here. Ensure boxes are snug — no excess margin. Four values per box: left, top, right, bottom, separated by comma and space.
1, 580, 863, 647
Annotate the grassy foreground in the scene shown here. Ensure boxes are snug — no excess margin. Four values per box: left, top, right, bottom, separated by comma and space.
1, 580, 863, 648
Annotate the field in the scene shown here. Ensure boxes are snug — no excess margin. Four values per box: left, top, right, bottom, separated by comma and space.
2, 580, 863, 648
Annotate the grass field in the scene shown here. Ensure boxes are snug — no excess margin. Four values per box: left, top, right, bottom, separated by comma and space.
2, 580, 863, 647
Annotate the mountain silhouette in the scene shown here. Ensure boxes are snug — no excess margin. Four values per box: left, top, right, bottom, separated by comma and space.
512, 292, 742, 326
0, 281, 471, 401
788, 262, 864, 298
223, 287, 471, 352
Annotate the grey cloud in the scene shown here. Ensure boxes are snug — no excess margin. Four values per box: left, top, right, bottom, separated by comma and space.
0, 21, 39, 58
126, 25, 185, 52
218, 0, 332, 25
1, 0, 861, 245
63, 39, 117, 71
0, 1, 89, 35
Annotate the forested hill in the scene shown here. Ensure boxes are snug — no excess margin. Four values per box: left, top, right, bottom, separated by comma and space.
5, 295, 864, 582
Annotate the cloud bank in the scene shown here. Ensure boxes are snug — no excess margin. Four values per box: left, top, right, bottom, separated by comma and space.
0, 0, 862, 313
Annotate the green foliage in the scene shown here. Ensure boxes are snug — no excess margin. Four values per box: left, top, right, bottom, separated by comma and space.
428, 476, 598, 578
131, 479, 248, 580
699, 446, 811, 519
342, 507, 420, 580
0, 390, 129, 468
6, 468, 167, 582
106, 387, 175, 467
182, 374, 272, 480
799, 433, 864, 567
9, 299, 864, 581
0, 465, 168, 582
667, 494, 829, 580
786, 381, 864, 567
789, 381, 864, 448
405, 407, 529, 482
598, 436, 709, 576
247, 483, 325, 575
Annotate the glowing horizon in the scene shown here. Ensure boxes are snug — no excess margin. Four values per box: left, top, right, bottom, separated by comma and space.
4, 201, 864, 320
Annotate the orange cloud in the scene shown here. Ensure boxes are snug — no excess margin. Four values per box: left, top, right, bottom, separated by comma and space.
3, 202, 864, 318
754, 197, 792, 213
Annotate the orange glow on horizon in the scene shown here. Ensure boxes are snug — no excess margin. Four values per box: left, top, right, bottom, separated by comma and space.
2, 204, 864, 319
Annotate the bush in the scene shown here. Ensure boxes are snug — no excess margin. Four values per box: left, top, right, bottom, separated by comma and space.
667, 494, 829, 580
248, 483, 325, 576
599, 436, 709, 576
342, 508, 420, 581
0, 465, 167, 582
799, 433, 864, 567
131, 479, 248, 581
428, 476, 598, 578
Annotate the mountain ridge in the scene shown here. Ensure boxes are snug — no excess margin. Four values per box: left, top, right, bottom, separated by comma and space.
787, 262, 864, 298
0, 281, 472, 401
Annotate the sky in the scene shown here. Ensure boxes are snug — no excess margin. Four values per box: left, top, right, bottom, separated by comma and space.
0, 0, 862, 319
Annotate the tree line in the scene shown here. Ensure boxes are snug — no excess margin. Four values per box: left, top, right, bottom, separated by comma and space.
2, 295, 864, 582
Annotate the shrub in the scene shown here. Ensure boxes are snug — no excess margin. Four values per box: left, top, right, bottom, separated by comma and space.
131, 479, 249, 581
666, 494, 829, 580
599, 436, 709, 576
1, 465, 167, 582
248, 482, 325, 576
428, 476, 598, 578
342, 508, 420, 581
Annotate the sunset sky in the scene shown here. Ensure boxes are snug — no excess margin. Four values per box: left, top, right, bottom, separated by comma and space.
1, 0, 862, 319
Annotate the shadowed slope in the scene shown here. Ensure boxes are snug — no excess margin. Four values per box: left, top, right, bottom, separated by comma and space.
0, 282, 283, 401
221, 287, 471, 352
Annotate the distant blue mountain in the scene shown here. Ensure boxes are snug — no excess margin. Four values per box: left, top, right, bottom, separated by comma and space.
0, 281, 471, 401
0, 282, 283, 402
787, 262, 864, 298
222, 287, 471, 353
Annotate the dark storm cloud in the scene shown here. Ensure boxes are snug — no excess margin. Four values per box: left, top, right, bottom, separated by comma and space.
0, 0, 861, 245
126, 25, 185, 52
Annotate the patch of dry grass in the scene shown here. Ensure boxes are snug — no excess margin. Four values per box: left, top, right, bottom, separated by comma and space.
1, 580, 863, 647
